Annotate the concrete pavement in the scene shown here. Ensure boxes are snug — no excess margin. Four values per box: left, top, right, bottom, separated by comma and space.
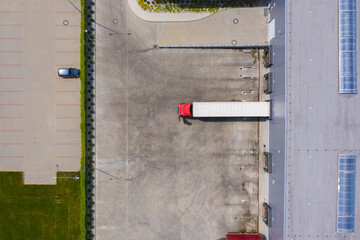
157, 8, 268, 46
96, 0, 269, 239
0, 0, 81, 184
126, 0, 268, 46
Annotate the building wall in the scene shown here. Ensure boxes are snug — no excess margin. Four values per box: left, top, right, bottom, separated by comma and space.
268, 0, 287, 240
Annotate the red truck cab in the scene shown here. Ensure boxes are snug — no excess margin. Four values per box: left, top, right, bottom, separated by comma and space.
178, 103, 192, 117
226, 233, 265, 240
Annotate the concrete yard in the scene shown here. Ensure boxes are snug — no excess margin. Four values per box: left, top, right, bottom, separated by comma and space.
96, 1, 268, 239
0, 0, 81, 184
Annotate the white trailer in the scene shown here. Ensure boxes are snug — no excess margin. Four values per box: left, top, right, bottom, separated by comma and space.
178, 101, 271, 118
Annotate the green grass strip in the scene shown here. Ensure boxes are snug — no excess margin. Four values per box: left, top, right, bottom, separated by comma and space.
138, 0, 259, 12
79, 0, 86, 239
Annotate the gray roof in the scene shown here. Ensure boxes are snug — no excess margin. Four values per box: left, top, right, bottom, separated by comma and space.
268, 0, 360, 239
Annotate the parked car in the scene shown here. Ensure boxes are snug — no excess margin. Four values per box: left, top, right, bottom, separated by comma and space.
58, 68, 80, 78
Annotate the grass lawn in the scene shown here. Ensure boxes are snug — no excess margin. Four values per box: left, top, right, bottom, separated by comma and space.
0, 172, 82, 240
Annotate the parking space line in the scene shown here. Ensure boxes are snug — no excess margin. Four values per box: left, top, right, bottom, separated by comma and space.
0, 11, 23, 13
0, 143, 23, 145
56, 91, 79, 92
56, 64, 79, 66
56, 130, 80, 132
56, 143, 80, 145
0, 156, 24, 158
56, 156, 80, 158
56, 38, 80, 40
0, 117, 23, 119
56, 117, 81, 119
55, 11, 79, 14
0, 104, 23, 106
0, 64, 23, 66
0, 24, 23, 27
56, 25, 80, 27
0, 130, 24, 132
56, 104, 79, 106
0, 51, 23, 53
56, 51, 80, 53
0, 38, 23, 40
0, 91, 24, 92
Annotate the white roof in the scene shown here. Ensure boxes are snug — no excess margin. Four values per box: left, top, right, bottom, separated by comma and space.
192, 102, 270, 117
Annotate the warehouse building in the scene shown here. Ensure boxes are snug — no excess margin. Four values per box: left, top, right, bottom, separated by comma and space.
266, 0, 360, 239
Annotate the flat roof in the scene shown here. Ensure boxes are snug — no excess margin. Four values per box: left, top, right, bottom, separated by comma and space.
284, 0, 360, 239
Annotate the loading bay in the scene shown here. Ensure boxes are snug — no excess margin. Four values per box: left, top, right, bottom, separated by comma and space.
95, 1, 269, 239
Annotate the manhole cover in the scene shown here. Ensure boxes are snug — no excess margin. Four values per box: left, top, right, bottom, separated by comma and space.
231, 40, 237, 45
63, 20, 69, 25
113, 18, 118, 24
233, 18, 239, 24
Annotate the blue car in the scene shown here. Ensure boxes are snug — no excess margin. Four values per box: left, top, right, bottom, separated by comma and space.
58, 68, 80, 78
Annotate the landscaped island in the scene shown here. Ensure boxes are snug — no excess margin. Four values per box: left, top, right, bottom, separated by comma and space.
138, 0, 261, 13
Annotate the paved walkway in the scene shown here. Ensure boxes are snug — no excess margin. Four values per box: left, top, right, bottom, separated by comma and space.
156, 8, 268, 46
123, 0, 268, 46
127, 0, 212, 22
0, 0, 81, 184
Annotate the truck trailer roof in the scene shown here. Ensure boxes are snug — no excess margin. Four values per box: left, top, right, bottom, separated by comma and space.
192, 102, 270, 118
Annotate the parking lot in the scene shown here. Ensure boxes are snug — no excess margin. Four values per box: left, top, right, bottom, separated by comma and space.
0, 0, 81, 184
96, 1, 268, 238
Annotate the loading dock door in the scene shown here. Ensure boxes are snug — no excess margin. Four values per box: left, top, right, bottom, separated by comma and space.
268, 18, 275, 41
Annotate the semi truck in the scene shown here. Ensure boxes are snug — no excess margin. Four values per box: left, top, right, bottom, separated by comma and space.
178, 102, 271, 119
